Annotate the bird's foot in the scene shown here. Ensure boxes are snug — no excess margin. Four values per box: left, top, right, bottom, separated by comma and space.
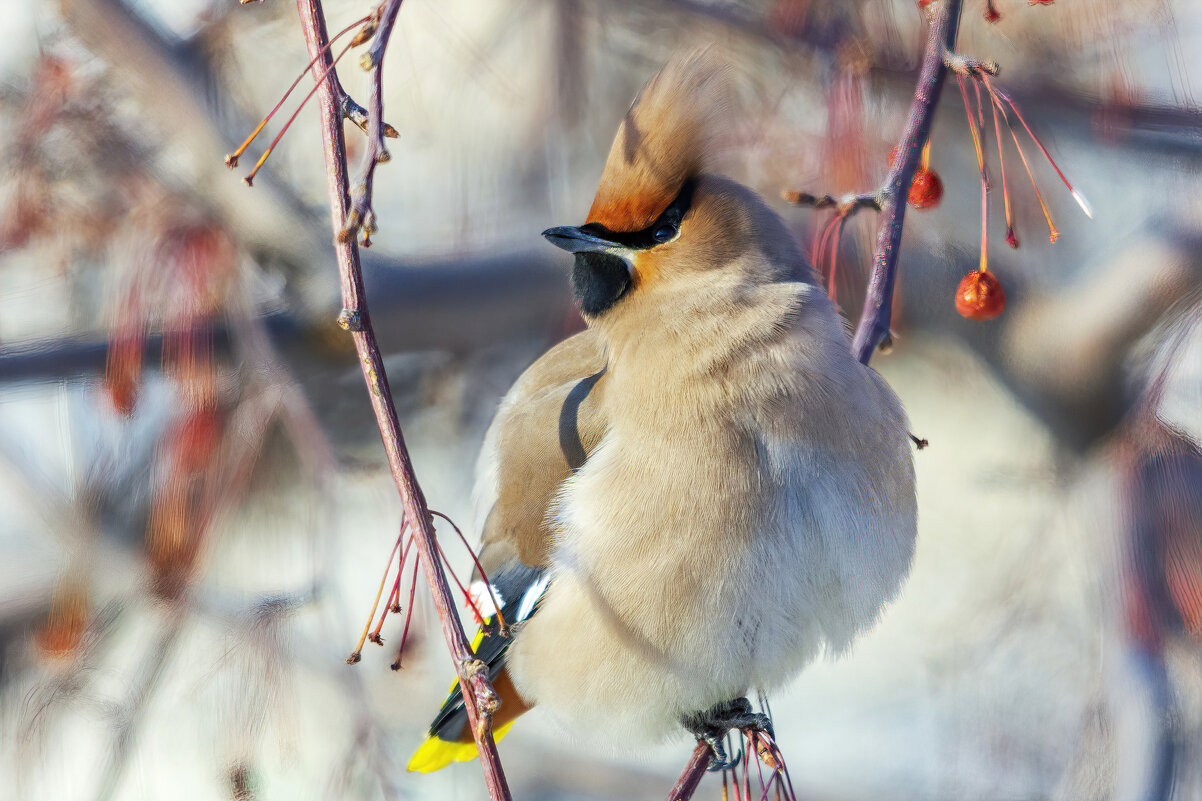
682, 697, 773, 772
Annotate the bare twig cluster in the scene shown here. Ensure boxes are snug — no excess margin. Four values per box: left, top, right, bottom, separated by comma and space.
285, 1, 513, 798
786, 0, 1093, 361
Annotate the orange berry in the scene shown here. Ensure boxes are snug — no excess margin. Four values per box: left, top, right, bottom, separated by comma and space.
955, 270, 1006, 320
908, 168, 943, 209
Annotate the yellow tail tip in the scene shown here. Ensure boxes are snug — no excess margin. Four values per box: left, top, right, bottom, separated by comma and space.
406, 721, 516, 773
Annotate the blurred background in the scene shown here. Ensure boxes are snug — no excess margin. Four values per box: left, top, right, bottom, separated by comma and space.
2, 1, 1202, 799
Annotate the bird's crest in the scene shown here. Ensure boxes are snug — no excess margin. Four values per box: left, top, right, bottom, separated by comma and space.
587, 50, 732, 233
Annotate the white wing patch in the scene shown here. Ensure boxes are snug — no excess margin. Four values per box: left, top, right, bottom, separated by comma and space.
516, 574, 553, 622
469, 580, 503, 619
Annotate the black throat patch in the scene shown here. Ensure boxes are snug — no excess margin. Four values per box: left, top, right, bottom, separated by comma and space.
572, 251, 630, 316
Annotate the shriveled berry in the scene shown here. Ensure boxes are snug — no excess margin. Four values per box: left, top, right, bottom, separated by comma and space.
955, 270, 1006, 320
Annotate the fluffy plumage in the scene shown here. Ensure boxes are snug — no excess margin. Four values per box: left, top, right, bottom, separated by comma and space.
410, 50, 917, 767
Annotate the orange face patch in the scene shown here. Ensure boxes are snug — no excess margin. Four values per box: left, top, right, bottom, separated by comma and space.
587, 183, 677, 233
629, 249, 662, 290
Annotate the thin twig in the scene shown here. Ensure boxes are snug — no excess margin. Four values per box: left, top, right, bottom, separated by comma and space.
666, 741, 713, 801
431, 509, 509, 635
849, 0, 964, 363
781, 190, 881, 216
339, 0, 404, 246
292, 2, 511, 798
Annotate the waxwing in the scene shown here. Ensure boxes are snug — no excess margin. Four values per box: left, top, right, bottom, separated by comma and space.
409, 49, 917, 773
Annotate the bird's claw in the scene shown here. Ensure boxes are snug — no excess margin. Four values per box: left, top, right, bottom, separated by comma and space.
682, 697, 773, 771
700, 732, 740, 772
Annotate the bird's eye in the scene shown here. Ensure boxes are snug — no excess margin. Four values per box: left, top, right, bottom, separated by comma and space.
653, 224, 677, 243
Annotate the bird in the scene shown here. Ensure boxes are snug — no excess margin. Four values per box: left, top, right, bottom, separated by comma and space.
408, 50, 917, 773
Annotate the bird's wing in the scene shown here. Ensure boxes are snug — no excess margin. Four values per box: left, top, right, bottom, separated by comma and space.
407, 329, 608, 773
474, 327, 609, 575
407, 563, 550, 773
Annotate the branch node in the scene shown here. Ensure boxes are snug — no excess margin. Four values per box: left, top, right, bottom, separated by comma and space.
336, 308, 364, 332
338, 207, 363, 243
461, 656, 488, 677
943, 50, 999, 77
350, 16, 380, 47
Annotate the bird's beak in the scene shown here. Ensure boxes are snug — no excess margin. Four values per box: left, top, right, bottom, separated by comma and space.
541, 226, 619, 254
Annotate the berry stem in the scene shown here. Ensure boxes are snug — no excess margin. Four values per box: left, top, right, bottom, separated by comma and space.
431, 510, 509, 635
828, 215, 847, 306
349, 533, 401, 661
990, 94, 1016, 247
392, 557, 422, 670
958, 76, 986, 180
433, 532, 486, 627
984, 82, 1059, 242
244, 37, 356, 186
985, 76, 1093, 218
370, 529, 414, 643
224, 15, 369, 169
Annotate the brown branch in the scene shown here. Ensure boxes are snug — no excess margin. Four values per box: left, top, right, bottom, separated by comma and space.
292, 2, 511, 799
339, 0, 403, 246
666, 741, 712, 801
781, 190, 881, 217
850, 0, 963, 364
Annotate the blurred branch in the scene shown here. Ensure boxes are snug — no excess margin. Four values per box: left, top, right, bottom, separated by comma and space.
0, 250, 565, 382
292, 2, 511, 798
56, 0, 338, 316
997, 231, 1202, 449
94, 607, 186, 801
643, 0, 1202, 159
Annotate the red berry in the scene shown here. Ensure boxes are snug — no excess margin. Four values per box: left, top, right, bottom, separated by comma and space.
887, 148, 944, 210
955, 270, 1006, 320
908, 168, 943, 209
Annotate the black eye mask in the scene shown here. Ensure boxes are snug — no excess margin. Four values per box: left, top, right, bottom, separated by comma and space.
576, 178, 696, 251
